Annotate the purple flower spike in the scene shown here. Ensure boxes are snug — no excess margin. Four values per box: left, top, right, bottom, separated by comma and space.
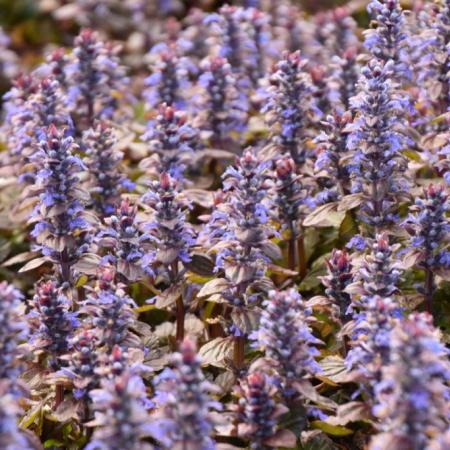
84, 122, 133, 216
68, 28, 129, 128
96, 198, 146, 282
141, 103, 199, 182
151, 339, 219, 449
141, 172, 196, 280
348, 59, 409, 228
370, 313, 449, 450
28, 280, 78, 369
197, 56, 248, 144
86, 371, 153, 450
251, 289, 322, 397
29, 124, 91, 283
262, 51, 316, 165
0, 282, 28, 384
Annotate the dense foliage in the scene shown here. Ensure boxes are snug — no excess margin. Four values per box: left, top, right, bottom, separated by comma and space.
0, 0, 449, 449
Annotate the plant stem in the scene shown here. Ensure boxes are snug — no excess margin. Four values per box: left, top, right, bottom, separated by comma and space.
176, 294, 185, 342
288, 237, 296, 272
171, 261, 185, 343
233, 335, 245, 371
424, 267, 434, 314
297, 234, 307, 279
55, 383, 64, 408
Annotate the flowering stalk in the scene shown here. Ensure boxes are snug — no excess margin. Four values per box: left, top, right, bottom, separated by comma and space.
206, 150, 276, 368
204, 5, 246, 73
68, 28, 128, 129
0, 282, 28, 387
243, 8, 270, 86
29, 280, 79, 408
96, 198, 146, 282
320, 249, 353, 321
272, 157, 309, 276
142, 173, 196, 342
141, 103, 198, 182
402, 184, 450, 312
234, 372, 288, 449
250, 289, 322, 399
348, 59, 409, 230
314, 110, 353, 203
28, 278, 79, 405
0, 380, 32, 449
84, 122, 134, 216
86, 371, 153, 450
144, 42, 191, 110
347, 233, 403, 314
365, 0, 407, 73
2, 74, 68, 181
346, 295, 399, 390
151, 339, 219, 449
61, 329, 100, 401
415, 0, 450, 116
328, 47, 360, 112
29, 124, 91, 284
262, 51, 315, 166
370, 313, 450, 450
197, 56, 248, 146
81, 265, 139, 351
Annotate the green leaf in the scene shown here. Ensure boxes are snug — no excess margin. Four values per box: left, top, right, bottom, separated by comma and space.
19, 401, 44, 429
338, 211, 358, 243
310, 421, 353, 436
44, 439, 64, 448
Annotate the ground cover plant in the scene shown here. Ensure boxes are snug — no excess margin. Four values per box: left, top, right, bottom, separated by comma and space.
0, 0, 449, 449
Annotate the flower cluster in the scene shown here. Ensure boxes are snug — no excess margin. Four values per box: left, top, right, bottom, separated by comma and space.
0, 380, 32, 450
81, 265, 139, 351
144, 42, 191, 110
348, 59, 409, 228
365, 0, 407, 75
414, 0, 450, 115
403, 184, 450, 271
314, 110, 353, 203
234, 372, 286, 449
243, 8, 271, 86
346, 295, 399, 388
273, 156, 310, 236
205, 5, 247, 73
403, 184, 449, 311
320, 249, 353, 320
347, 234, 403, 312
328, 47, 360, 111
86, 372, 153, 450
141, 104, 198, 181
2, 75, 61, 180
209, 150, 274, 288
250, 289, 322, 397
67, 28, 129, 128
84, 122, 133, 216
0, 282, 27, 383
96, 198, 146, 281
141, 173, 195, 280
28, 280, 78, 368
197, 56, 248, 144
262, 51, 316, 165
151, 339, 219, 449
29, 124, 91, 283
62, 329, 100, 400
1, 1, 450, 449
370, 313, 450, 450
